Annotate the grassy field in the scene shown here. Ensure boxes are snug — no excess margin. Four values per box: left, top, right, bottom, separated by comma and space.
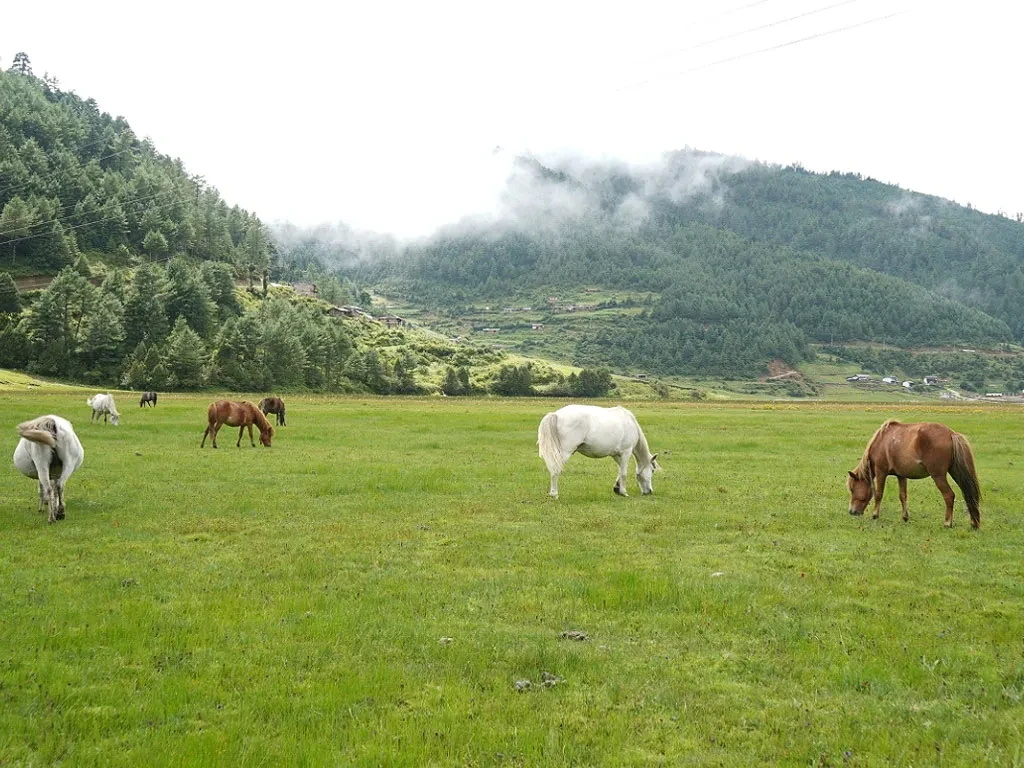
2, 392, 1023, 766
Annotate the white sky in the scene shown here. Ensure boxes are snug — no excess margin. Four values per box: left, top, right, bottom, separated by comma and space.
4, 0, 1022, 237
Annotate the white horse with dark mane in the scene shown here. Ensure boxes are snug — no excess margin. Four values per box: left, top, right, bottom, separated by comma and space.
87, 393, 120, 425
538, 404, 659, 498
13, 415, 85, 523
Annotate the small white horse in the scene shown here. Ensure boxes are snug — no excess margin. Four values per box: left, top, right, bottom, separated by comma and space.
13, 415, 85, 523
87, 393, 120, 425
538, 404, 659, 499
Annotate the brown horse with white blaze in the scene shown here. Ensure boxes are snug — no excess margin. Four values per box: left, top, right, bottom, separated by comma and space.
200, 400, 274, 448
847, 420, 980, 529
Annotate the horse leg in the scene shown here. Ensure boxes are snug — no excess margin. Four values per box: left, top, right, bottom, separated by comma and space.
53, 479, 65, 520
548, 451, 573, 498
549, 468, 560, 498
932, 474, 956, 527
201, 425, 211, 447
236, 425, 245, 447
613, 454, 630, 496
871, 474, 887, 519
37, 480, 46, 513
898, 476, 910, 522
248, 424, 256, 447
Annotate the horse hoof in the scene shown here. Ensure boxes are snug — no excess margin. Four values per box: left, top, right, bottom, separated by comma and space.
55, 510, 65, 520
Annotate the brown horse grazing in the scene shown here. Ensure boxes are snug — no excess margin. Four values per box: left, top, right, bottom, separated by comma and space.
200, 400, 274, 448
847, 420, 981, 529
258, 396, 286, 426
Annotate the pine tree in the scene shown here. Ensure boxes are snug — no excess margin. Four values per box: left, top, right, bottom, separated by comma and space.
0, 271, 21, 313
442, 366, 463, 396
80, 293, 125, 381
123, 265, 169, 349
24, 267, 97, 376
164, 317, 206, 389
9, 52, 33, 77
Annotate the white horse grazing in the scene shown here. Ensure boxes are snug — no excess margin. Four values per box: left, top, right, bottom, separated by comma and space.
13, 415, 85, 523
87, 393, 120, 425
538, 404, 659, 499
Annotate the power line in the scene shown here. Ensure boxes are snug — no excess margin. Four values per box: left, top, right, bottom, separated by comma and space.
0, 145, 136, 199
0, 195, 191, 248
618, 7, 907, 92
641, 0, 865, 66
0, 187, 187, 239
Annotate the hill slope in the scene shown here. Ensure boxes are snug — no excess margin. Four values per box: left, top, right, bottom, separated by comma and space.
332, 153, 1021, 376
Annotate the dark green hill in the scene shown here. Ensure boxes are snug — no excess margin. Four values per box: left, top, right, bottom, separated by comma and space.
0, 66, 271, 274
343, 152, 1020, 376
0, 64, 504, 395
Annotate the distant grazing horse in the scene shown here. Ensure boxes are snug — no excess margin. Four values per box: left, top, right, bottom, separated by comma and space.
140, 391, 158, 408
848, 420, 981, 529
538, 404, 659, 499
13, 415, 85, 523
87, 393, 120, 425
201, 400, 274, 448
258, 396, 287, 426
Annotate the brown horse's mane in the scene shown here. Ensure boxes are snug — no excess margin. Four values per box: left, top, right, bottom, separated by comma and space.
250, 403, 275, 437
852, 419, 901, 481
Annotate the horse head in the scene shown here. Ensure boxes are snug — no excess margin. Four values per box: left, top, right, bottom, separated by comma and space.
847, 470, 873, 515
636, 454, 659, 495
258, 422, 274, 447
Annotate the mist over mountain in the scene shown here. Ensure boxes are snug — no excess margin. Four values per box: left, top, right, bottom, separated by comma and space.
278, 150, 1021, 376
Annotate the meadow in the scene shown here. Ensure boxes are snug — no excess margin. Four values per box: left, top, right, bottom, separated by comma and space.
1, 391, 1023, 766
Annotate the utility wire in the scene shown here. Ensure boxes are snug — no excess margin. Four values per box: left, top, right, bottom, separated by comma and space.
634, 0, 864, 67
0, 195, 191, 248
618, 7, 906, 92
0, 145, 136, 199
0, 187, 187, 239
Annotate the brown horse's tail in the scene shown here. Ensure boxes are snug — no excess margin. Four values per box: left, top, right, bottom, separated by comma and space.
950, 433, 981, 529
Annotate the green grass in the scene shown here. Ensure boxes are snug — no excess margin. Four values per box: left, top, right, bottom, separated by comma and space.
2, 394, 1023, 765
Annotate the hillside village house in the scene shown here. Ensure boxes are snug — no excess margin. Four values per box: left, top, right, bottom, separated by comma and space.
328, 305, 374, 320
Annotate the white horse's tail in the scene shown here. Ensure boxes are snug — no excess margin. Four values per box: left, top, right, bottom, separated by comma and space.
538, 412, 565, 474
18, 418, 58, 448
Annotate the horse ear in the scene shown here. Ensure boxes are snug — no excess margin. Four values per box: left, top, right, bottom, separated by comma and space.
847, 471, 857, 479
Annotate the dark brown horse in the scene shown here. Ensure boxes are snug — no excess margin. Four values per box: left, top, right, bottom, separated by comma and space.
847, 420, 980, 528
258, 396, 287, 426
140, 391, 158, 408
200, 400, 274, 448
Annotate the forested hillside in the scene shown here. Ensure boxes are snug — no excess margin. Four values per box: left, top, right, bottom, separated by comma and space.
6, 52, 1024, 387
0, 61, 512, 394
332, 153, 1022, 376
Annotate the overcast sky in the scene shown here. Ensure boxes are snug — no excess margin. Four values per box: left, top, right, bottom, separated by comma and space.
4, 0, 1021, 237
